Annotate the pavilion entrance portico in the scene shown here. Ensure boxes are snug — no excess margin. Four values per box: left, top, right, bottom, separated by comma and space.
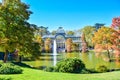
55, 35, 66, 53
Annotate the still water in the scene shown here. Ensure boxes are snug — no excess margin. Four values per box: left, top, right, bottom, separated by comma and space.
24, 52, 120, 69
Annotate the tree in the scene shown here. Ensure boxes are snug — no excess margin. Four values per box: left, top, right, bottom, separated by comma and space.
66, 31, 75, 36
81, 33, 87, 53
34, 26, 44, 52
45, 38, 51, 53
111, 17, 120, 61
34, 35, 44, 52
51, 30, 56, 35
92, 27, 115, 61
72, 43, 79, 52
66, 38, 73, 53
0, 0, 40, 62
80, 26, 96, 47
36, 26, 49, 36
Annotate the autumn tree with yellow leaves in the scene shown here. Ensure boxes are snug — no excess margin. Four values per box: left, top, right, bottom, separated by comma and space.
92, 17, 120, 61
45, 38, 51, 53
92, 27, 115, 61
66, 38, 73, 53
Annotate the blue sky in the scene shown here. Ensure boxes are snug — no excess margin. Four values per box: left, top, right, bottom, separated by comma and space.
1, 0, 120, 31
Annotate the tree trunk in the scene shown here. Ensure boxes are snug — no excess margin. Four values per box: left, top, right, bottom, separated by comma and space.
18, 55, 22, 63
3, 50, 9, 63
107, 49, 111, 62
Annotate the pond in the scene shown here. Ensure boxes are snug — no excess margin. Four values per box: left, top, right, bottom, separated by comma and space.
23, 51, 120, 69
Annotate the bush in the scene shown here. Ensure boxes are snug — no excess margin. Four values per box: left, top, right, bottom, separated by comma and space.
55, 58, 85, 73
0, 63, 23, 74
86, 68, 98, 73
44, 66, 55, 72
95, 65, 108, 73
80, 69, 90, 74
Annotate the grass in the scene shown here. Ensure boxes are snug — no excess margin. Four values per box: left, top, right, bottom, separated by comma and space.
0, 67, 120, 80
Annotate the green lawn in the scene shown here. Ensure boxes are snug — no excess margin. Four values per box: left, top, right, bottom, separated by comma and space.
0, 67, 120, 80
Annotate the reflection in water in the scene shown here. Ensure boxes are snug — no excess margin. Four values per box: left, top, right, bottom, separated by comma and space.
81, 53, 89, 66
88, 53, 92, 61
53, 55, 57, 66
28, 52, 120, 69
64, 52, 120, 69
65, 53, 79, 58
53, 40, 57, 66
45, 55, 49, 66
35, 60, 39, 68
116, 61, 120, 68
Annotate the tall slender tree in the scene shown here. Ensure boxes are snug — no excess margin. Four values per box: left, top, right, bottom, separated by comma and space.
81, 33, 87, 53
66, 38, 73, 53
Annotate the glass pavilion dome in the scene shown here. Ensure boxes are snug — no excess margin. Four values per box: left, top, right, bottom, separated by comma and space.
56, 27, 66, 35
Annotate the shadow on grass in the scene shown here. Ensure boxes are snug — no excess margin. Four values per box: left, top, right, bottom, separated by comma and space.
11, 62, 47, 70
12, 62, 32, 68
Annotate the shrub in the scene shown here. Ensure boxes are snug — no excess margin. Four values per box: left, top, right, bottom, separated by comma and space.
81, 69, 90, 74
95, 65, 108, 73
44, 66, 55, 72
0, 63, 23, 74
55, 58, 85, 73
86, 68, 98, 73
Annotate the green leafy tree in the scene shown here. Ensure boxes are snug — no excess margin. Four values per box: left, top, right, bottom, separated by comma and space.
80, 26, 96, 48
66, 31, 75, 36
0, 0, 40, 62
34, 26, 44, 52
51, 30, 56, 35
36, 26, 49, 36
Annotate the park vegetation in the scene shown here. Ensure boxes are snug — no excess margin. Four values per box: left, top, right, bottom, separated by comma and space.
92, 17, 120, 62
0, 0, 120, 78
66, 38, 73, 53
0, 0, 42, 62
54, 58, 85, 73
0, 63, 22, 74
80, 26, 96, 48
92, 27, 115, 61
111, 17, 120, 61
45, 38, 52, 53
